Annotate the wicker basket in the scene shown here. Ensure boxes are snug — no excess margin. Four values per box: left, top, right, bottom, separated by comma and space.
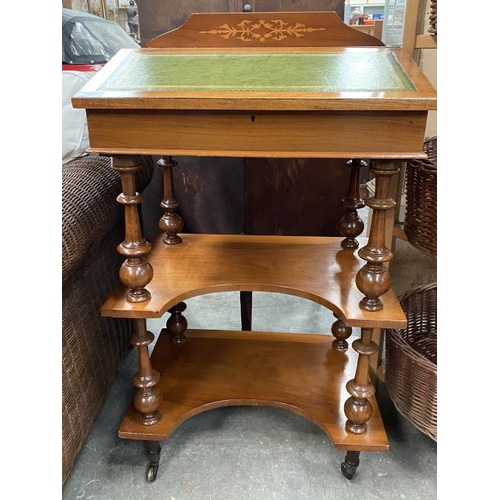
404, 136, 437, 258
385, 283, 437, 442
429, 0, 437, 35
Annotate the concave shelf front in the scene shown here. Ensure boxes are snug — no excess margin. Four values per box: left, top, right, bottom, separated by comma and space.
118, 329, 389, 452
102, 233, 406, 328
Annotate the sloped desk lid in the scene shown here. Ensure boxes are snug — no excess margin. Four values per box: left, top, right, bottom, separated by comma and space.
96, 50, 414, 93
72, 47, 437, 111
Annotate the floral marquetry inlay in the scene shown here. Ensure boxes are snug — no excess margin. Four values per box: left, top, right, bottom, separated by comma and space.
200, 19, 326, 43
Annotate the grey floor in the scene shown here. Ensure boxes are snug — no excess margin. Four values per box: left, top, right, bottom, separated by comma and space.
62, 238, 437, 500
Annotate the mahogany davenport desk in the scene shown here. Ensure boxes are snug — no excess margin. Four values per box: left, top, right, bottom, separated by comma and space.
72, 12, 436, 483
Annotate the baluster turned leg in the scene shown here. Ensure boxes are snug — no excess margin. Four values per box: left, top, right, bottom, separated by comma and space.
339, 159, 367, 249
167, 302, 188, 344
331, 314, 352, 352
131, 319, 162, 426
344, 328, 377, 434
112, 155, 153, 303
158, 156, 184, 245
356, 160, 400, 311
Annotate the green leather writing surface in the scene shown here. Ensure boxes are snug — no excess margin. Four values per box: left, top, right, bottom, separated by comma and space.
99, 51, 415, 93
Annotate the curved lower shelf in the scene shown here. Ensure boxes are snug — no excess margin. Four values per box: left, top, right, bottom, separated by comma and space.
118, 329, 389, 452
102, 233, 406, 329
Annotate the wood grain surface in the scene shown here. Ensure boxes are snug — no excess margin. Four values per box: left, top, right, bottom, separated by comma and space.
102, 233, 407, 329
118, 328, 389, 451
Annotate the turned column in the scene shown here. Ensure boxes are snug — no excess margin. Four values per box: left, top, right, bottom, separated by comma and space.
131, 319, 162, 426
344, 328, 378, 434
112, 155, 153, 303
158, 156, 184, 245
166, 302, 188, 344
331, 314, 352, 352
339, 159, 367, 249
356, 160, 400, 311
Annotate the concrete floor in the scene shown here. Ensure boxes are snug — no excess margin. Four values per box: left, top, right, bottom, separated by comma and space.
62, 238, 437, 500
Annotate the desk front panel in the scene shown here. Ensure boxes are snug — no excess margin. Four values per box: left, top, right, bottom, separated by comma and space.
86, 109, 428, 159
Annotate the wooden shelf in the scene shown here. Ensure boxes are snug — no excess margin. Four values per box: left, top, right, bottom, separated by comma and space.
415, 34, 437, 49
102, 233, 407, 329
393, 222, 408, 242
118, 329, 389, 451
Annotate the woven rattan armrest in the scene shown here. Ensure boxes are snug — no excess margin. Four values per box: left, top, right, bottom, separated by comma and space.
62, 154, 154, 284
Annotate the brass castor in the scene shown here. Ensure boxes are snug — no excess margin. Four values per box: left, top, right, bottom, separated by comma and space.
341, 450, 360, 480
146, 463, 159, 483
145, 441, 161, 483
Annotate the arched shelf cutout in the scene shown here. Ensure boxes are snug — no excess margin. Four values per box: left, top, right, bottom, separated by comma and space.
118, 328, 389, 452
103, 233, 406, 330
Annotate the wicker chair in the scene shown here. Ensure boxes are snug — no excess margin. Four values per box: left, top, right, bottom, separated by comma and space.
62, 153, 155, 485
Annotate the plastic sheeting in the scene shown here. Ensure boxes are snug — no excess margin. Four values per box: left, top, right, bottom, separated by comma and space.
62, 8, 138, 65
